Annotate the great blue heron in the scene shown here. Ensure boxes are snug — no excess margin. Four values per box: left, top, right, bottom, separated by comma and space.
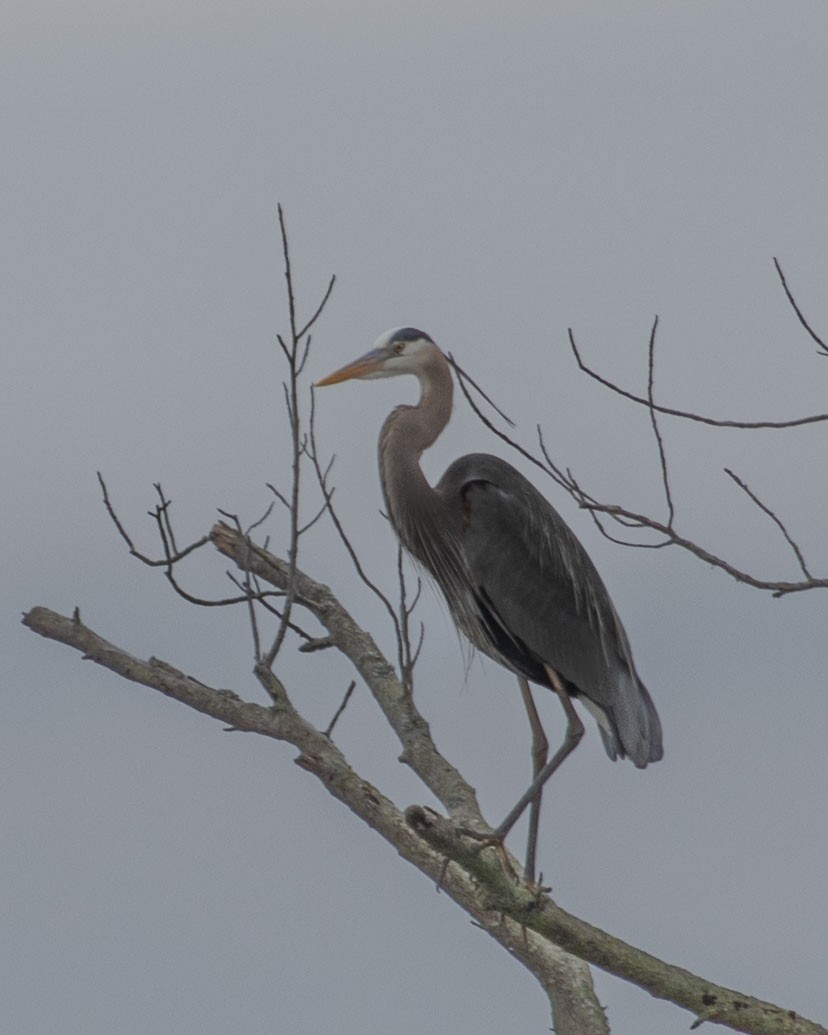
317, 327, 663, 878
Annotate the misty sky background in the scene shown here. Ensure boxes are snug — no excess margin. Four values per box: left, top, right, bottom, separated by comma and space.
5, 3, 828, 1032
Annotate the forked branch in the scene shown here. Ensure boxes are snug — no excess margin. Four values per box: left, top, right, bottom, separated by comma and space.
22, 594, 825, 1035
455, 260, 827, 596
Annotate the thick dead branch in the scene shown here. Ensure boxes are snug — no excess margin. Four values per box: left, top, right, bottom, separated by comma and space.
22, 603, 603, 1035
23, 606, 305, 735
405, 807, 827, 1035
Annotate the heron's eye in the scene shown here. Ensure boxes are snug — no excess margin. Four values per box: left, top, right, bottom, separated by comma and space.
393, 342, 405, 355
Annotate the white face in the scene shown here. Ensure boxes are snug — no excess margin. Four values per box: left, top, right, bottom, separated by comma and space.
363, 328, 436, 379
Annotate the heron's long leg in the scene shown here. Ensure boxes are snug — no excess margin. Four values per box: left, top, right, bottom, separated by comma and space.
517, 676, 548, 882
493, 666, 584, 846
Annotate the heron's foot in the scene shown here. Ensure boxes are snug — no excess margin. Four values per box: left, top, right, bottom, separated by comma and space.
528, 874, 552, 902
457, 826, 521, 882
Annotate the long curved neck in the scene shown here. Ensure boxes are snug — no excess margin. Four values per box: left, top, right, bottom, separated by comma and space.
378, 349, 453, 548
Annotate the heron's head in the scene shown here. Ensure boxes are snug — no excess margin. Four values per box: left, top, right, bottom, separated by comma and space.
316, 328, 441, 386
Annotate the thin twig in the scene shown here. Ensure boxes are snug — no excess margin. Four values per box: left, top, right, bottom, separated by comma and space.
298, 500, 329, 537
154, 483, 180, 555
395, 543, 420, 690
98, 473, 211, 566
263, 207, 336, 670
773, 257, 828, 355
297, 276, 336, 341
724, 468, 813, 579
306, 388, 414, 682
567, 329, 828, 429
447, 353, 516, 428
535, 439, 672, 551
265, 482, 291, 510
219, 511, 263, 659
644, 316, 675, 528
324, 680, 356, 738
453, 364, 570, 492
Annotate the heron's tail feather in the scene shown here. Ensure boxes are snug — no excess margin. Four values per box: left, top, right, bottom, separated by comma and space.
583, 673, 663, 767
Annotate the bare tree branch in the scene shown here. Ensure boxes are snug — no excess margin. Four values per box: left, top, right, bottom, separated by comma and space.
451, 264, 828, 597
568, 325, 828, 430
405, 806, 826, 1035
551, 492, 826, 597
22, 602, 825, 1035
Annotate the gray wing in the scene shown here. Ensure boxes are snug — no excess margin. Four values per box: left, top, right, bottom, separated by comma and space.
437, 453, 663, 767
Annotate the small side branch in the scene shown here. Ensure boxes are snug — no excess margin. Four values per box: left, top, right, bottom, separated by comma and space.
723, 469, 812, 580
644, 315, 675, 527
98, 474, 286, 610
323, 680, 356, 738
567, 329, 828, 430
773, 257, 828, 356
98, 471, 211, 567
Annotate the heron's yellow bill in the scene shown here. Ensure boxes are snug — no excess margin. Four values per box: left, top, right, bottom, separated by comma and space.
315, 348, 386, 387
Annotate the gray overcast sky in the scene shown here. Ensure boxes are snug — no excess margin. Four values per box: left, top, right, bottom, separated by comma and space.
5, 3, 828, 1032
